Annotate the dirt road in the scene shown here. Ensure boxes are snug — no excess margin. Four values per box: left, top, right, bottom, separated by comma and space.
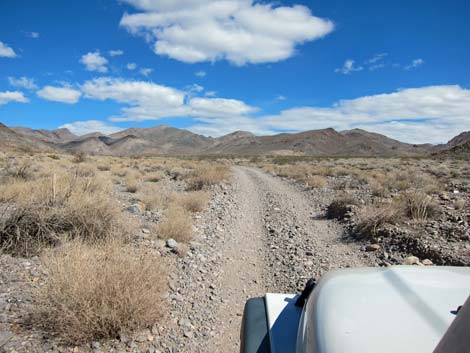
161, 166, 376, 352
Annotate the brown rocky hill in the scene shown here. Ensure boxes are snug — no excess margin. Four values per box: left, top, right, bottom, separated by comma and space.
1, 122, 468, 157
0, 123, 55, 151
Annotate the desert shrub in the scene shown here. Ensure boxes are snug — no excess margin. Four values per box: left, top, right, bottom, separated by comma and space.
355, 202, 403, 238
125, 175, 140, 193
145, 171, 165, 183
5, 162, 32, 180
186, 164, 230, 191
327, 194, 359, 220
173, 191, 209, 212
400, 191, 441, 221
34, 240, 165, 344
156, 206, 192, 242
0, 173, 128, 256
72, 151, 87, 163
141, 186, 171, 211
97, 164, 111, 171
303, 175, 328, 188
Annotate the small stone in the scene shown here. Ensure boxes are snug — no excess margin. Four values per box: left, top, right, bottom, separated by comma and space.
183, 331, 193, 338
366, 244, 381, 252
403, 256, 420, 265
127, 204, 142, 214
422, 259, 434, 266
166, 239, 178, 249
142, 228, 150, 234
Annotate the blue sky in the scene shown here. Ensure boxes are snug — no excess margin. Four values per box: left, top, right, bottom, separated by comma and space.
1, 0, 469, 143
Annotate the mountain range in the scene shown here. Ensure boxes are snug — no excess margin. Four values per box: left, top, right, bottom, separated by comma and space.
0, 122, 468, 157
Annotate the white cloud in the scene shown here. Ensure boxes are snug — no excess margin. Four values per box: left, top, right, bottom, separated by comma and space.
335, 59, 363, 74
59, 120, 123, 136
276, 95, 286, 101
81, 77, 188, 121
186, 83, 204, 95
8, 76, 37, 90
195, 70, 206, 77
405, 58, 424, 70
139, 67, 153, 76
80, 51, 108, 73
0, 41, 17, 58
205, 90, 217, 97
120, 0, 334, 65
37, 85, 82, 104
189, 85, 470, 143
0, 91, 29, 105
189, 97, 258, 118
367, 53, 387, 64
26, 32, 40, 38
109, 49, 124, 56
127, 62, 137, 70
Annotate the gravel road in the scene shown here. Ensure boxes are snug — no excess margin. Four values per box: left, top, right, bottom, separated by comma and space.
160, 166, 377, 352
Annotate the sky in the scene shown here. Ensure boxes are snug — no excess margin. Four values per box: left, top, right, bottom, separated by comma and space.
1, 0, 470, 144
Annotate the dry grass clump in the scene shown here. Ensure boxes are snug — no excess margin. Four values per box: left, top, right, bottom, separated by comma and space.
172, 191, 210, 212
400, 191, 441, 221
141, 185, 171, 211
327, 194, 359, 220
4, 162, 32, 181
145, 171, 165, 183
72, 151, 87, 163
303, 175, 328, 188
355, 202, 403, 238
125, 175, 141, 193
186, 164, 230, 191
156, 206, 192, 242
34, 240, 165, 344
0, 173, 127, 256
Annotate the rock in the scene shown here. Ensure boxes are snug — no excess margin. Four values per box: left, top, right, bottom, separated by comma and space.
403, 256, 420, 265
127, 204, 142, 214
142, 228, 150, 234
365, 244, 381, 252
422, 259, 434, 266
0, 331, 13, 346
166, 239, 178, 249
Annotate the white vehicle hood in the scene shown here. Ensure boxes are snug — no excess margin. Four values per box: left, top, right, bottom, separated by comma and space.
297, 266, 470, 353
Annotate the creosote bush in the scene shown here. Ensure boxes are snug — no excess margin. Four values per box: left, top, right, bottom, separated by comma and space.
33, 240, 165, 344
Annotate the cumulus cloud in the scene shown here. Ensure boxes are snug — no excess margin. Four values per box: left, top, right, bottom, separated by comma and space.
188, 85, 470, 143
59, 120, 123, 135
335, 59, 363, 74
80, 51, 108, 72
126, 62, 137, 70
0, 91, 29, 105
109, 49, 124, 56
8, 76, 37, 90
37, 85, 82, 104
0, 41, 17, 58
120, 0, 334, 65
81, 77, 188, 121
405, 58, 424, 70
195, 70, 206, 77
80, 77, 256, 123
139, 67, 153, 76
189, 97, 258, 117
